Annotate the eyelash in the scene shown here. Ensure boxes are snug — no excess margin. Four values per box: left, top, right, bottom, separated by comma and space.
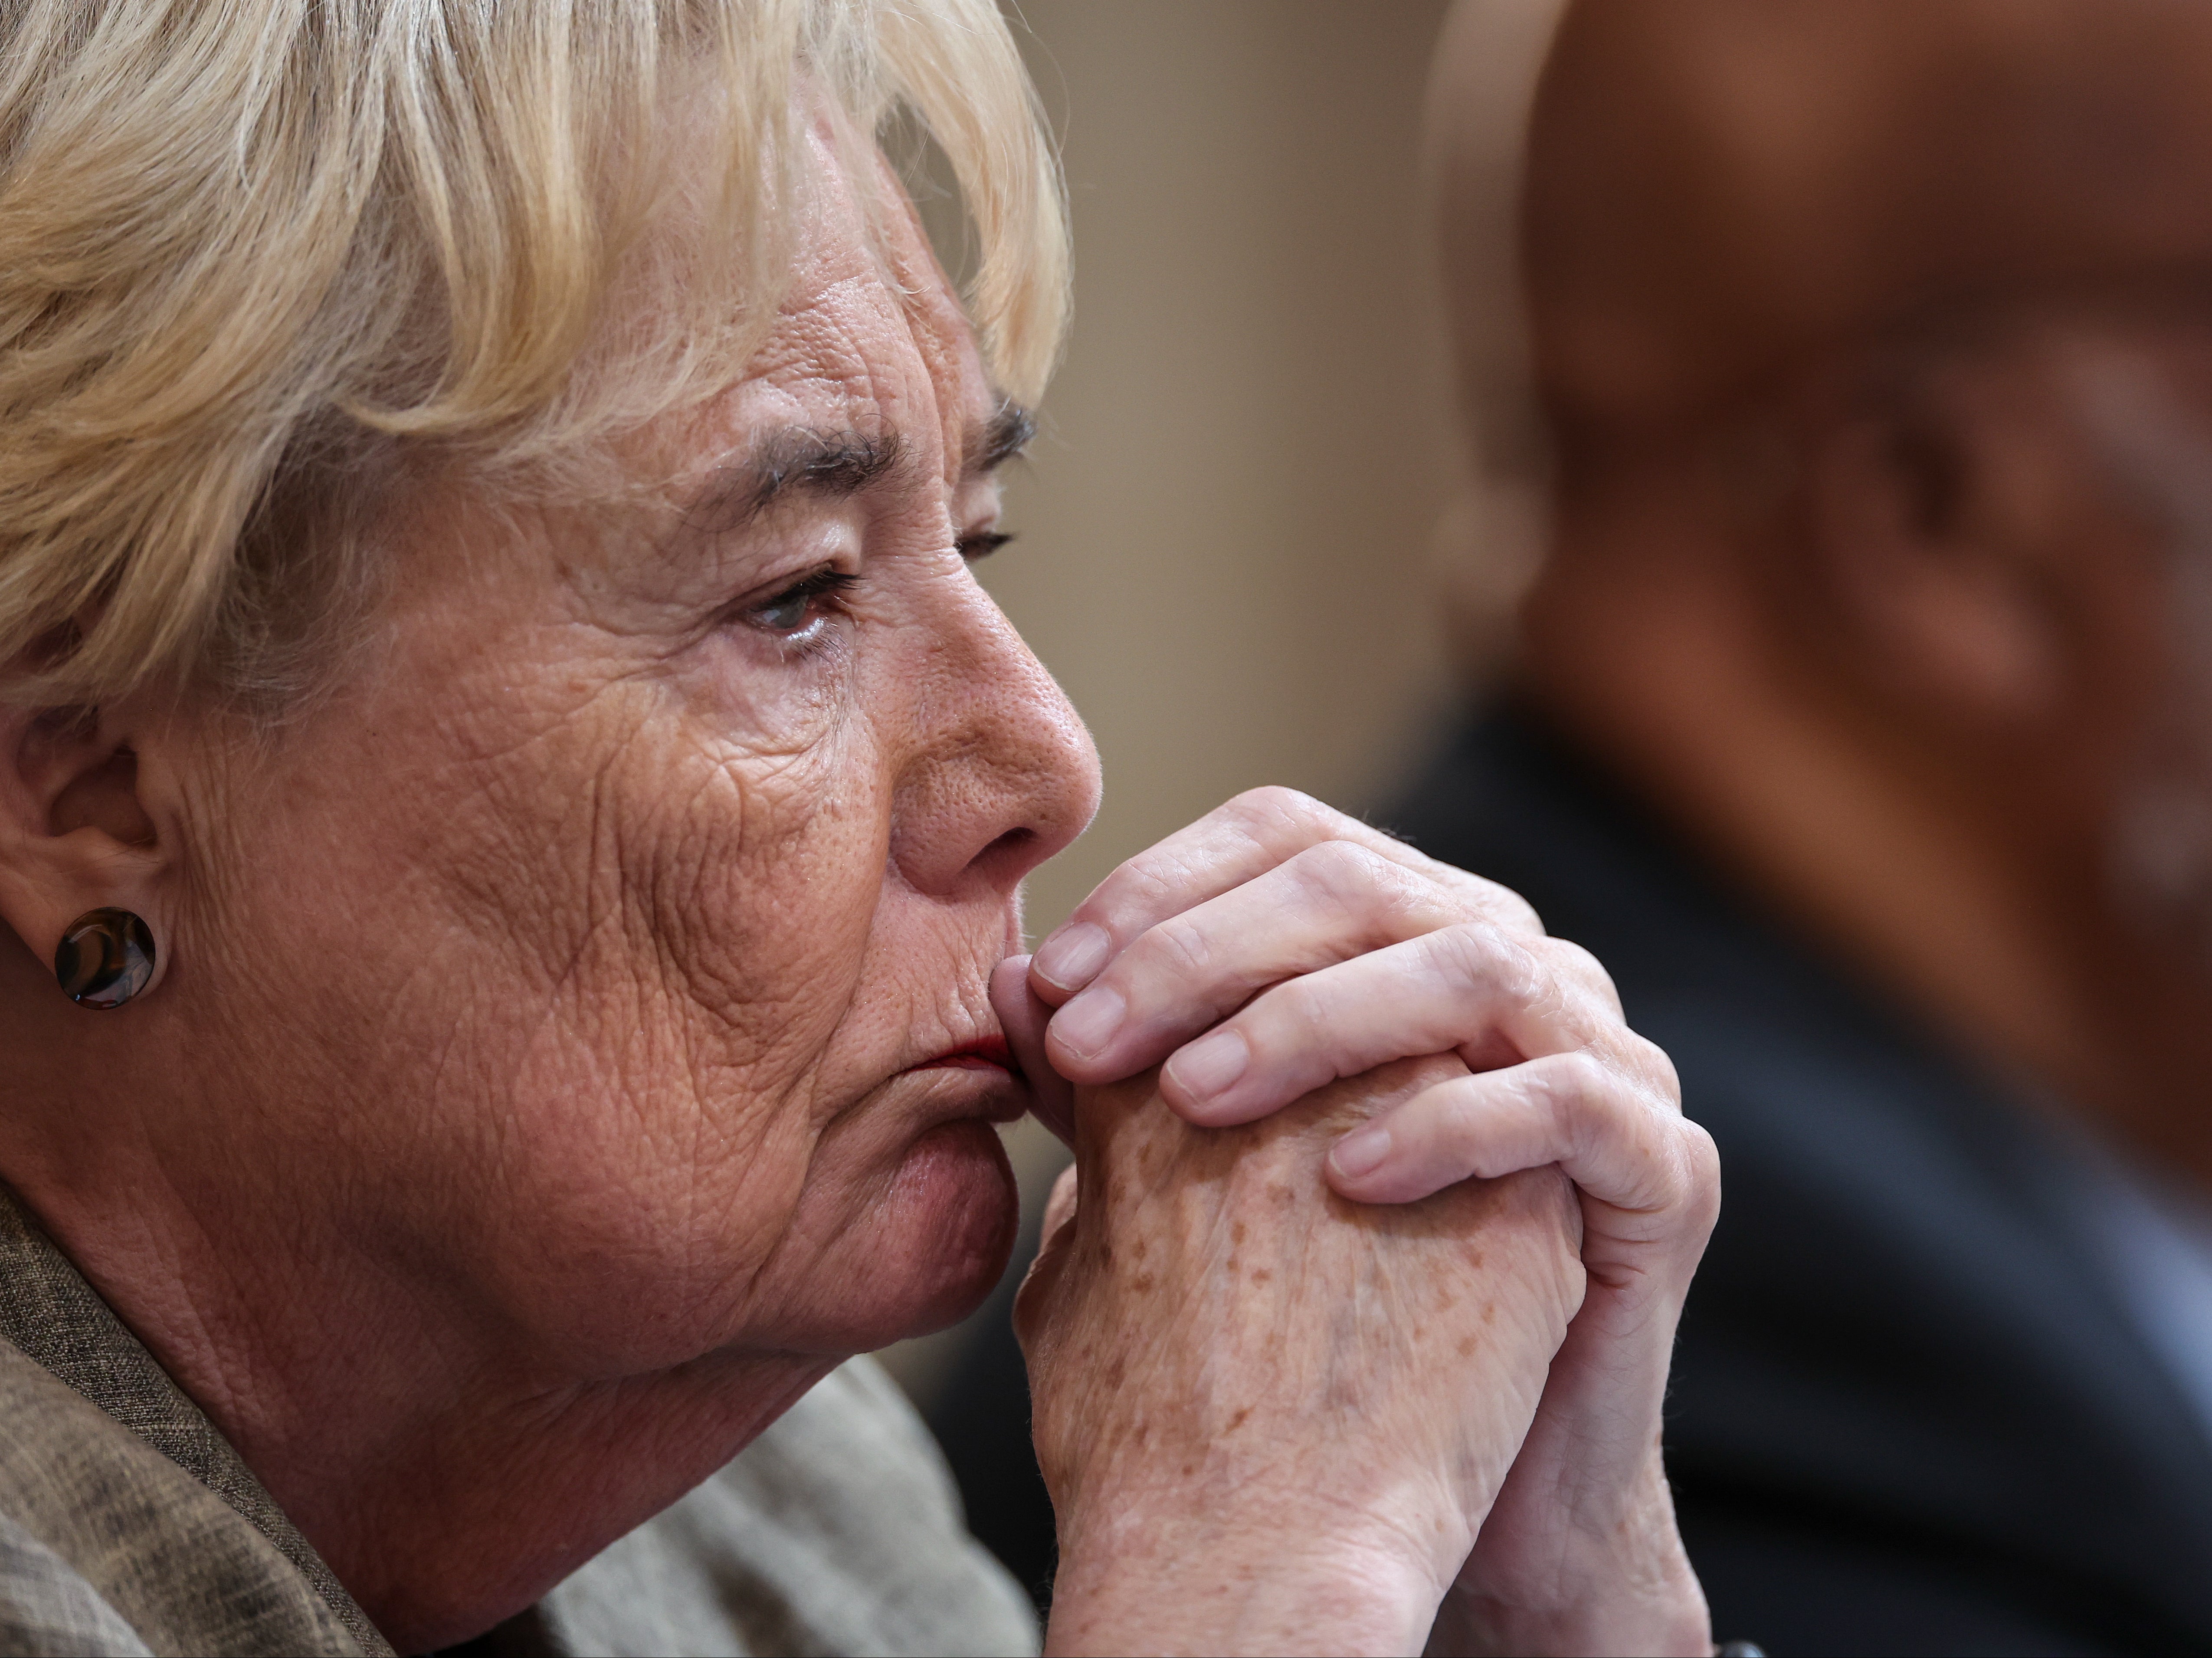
741, 568, 859, 642
737, 528, 1013, 644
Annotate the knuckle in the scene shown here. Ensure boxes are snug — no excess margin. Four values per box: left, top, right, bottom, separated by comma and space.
1291, 838, 1405, 911
1081, 857, 1160, 931
1690, 1124, 1722, 1188
1112, 851, 1190, 912
1297, 836, 1381, 882
1261, 966, 1360, 1057
1435, 920, 1540, 1001
1531, 1050, 1625, 1171
1473, 877, 1544, 937
1539, 936, 1623, 1008
1227, 784, 1330, 834
1538, 1047, 1613, 1112
1631, 1035, 1682, 1107
1141, 913, 1215, 979
1661, 1120, 1724, 1229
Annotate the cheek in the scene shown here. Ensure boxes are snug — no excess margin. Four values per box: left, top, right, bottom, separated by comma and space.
464, 695, 905, 1354
224, 636, 897, 1372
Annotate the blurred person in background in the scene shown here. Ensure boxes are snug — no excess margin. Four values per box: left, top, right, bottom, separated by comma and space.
1407, 0, 2212, 1650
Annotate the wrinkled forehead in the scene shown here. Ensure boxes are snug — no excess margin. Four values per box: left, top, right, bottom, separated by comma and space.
741, 126, 989, 463
609, 125, 993, 522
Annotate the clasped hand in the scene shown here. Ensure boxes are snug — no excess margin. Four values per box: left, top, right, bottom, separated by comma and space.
990, 789, 1719, 1658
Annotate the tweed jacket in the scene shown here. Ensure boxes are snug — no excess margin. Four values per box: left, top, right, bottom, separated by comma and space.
0, 1192, 1037, 1657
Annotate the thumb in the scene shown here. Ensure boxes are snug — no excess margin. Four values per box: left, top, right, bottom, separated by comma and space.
992, 952, 1075, 1144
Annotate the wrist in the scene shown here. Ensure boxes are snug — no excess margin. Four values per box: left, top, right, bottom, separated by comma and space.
1046, 1492, 1451, 1657
1435, 1432, 1711, 1658
1430, 1571, 1709, 1658
1431, 1522, 1709, 1658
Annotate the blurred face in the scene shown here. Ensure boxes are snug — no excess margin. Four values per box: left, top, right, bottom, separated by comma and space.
2055, 318, 2212, 967
168, 136, 1100, 1377
1791, 307, 2212, 977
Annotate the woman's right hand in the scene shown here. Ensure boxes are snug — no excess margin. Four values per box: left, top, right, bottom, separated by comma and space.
1015, 1053, 1585, 1658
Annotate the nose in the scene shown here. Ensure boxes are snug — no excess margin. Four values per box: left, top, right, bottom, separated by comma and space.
885, 574, 1102, 900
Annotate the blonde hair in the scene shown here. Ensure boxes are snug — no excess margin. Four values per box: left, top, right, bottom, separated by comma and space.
0, 0, 1068, 706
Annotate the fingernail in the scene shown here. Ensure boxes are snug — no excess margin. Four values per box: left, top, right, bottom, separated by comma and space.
1033, 923, 1111, 993
1050, 984, 1125, 1060
1330, 1125, 1393, 1180
1165, 1028, 1249, 1100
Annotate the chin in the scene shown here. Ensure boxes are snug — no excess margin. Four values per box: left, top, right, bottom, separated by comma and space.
883, 1117, 1023, 1335
778, 1116, 1022, 1354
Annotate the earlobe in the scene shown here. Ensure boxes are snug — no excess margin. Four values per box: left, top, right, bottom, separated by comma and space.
54, 907, 157, 1009
0, 705, 171, 1006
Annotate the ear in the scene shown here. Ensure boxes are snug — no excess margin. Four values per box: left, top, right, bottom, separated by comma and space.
1792, 374, 2098, 732
0, 704, 171, 1001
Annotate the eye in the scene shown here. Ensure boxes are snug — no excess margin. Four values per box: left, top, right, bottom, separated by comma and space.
958, 529, 1015, 561
741, 568, 856, 637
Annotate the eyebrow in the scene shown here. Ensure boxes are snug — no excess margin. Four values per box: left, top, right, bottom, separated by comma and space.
969, 401, 1037, 475
686, 401, 1036, 538
689, 428, 908, 537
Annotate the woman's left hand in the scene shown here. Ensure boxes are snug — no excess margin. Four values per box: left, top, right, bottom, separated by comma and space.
991, 787, 1717, 1658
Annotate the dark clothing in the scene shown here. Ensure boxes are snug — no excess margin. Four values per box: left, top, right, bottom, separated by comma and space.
1394, 708, 2212, 1655
932, 706, 2212, 1655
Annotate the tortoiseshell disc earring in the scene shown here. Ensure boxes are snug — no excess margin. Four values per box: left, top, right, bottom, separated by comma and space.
54, 908, 156, 1010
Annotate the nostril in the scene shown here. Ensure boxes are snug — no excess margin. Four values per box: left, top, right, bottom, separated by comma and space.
978, 827, 1036, 868
961, 825, 1045, 888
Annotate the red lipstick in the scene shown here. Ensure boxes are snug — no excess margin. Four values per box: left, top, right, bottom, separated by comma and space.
913, 1036, 1014, 1072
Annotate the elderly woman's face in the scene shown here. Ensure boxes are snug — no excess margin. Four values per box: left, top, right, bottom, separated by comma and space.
183, 146, 1099, 1373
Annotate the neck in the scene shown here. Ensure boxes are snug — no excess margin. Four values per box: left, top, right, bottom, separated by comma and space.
0, 941, 822, 1651
1522, 512, 2212, 1185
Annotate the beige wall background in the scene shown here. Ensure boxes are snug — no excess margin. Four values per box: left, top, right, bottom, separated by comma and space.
989, 0, 1462, 935
883, 0, 1469, 1401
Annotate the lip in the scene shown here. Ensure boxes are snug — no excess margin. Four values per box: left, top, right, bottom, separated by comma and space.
908, 1036, 1014, 1073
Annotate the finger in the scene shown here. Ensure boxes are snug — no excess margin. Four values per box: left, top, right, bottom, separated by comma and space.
1536, 934, 1627, 1023
1322, 1054, 1718, 1248
1156, 921, 1661, 1126
1027, 786, 1541, 1003
992, 955, 1074, 1145
1012, 1164, 1082, 1359
1043, 838, 1476, 1084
